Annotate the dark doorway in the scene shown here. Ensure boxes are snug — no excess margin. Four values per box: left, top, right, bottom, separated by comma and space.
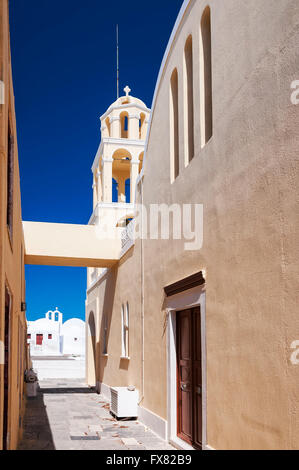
177, 307, 202, 449
3, 286, 11, 450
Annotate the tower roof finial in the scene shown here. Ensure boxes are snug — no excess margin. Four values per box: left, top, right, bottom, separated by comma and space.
124, 85, 131, 97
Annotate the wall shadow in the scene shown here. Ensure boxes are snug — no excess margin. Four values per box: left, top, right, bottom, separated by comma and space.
119, 358, 130, 371
40, 387, 95, 395
18, 388, 55, 450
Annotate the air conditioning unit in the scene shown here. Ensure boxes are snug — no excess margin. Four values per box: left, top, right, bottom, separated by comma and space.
110, 387, 139, 419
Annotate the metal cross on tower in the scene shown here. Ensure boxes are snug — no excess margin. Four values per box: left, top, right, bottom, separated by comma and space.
124, 86, 131, 97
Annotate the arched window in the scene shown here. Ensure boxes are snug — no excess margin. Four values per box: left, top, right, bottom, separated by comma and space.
87, 312, 96, 385
120, 112, 129, 138
125, 178, 131, 203
112, 178, 118, 203
184, 35, 194, 165
103, 314, 108, 355
121, 303, 129, 358
200, 6, 213, 147
170, 68, 179, 182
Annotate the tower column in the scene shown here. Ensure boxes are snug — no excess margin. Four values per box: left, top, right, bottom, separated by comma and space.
102, 156, 113, 203
101, 123, 109, 139
128, 114, 140, 140
97, 170, 103, 203
110, 116, 120, 139
130, 160, 140, 204
93, 175, 97, 210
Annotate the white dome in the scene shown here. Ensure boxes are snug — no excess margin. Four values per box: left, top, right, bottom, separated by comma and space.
111, 94, 148, 109
61, 318, 85, 332
101, 86, 150, 121
61, 318, 85, 357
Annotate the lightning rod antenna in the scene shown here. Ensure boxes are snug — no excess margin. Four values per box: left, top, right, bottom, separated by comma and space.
116, 24, 119, 99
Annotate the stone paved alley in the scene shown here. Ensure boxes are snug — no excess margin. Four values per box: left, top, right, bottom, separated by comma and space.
18, 379, 175, 451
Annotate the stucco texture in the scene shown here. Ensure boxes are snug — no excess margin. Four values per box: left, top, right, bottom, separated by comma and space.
0, 0, 28, 450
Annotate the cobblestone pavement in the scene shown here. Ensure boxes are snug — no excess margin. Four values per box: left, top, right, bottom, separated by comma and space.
18, 379, 175, 451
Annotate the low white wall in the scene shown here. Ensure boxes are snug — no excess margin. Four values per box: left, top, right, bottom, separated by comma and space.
32, 357, 86, 380
138, 405, 167, 441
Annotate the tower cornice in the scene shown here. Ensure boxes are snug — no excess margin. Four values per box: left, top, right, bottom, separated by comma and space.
100, 102, 151, 122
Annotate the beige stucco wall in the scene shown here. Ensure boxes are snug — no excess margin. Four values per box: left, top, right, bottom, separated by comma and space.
0, 0, 28, 450
87, 0, 299, 450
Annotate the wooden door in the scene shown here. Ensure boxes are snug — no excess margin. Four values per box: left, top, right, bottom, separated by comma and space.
3, 288, 11, 450
177, 307, 202, 449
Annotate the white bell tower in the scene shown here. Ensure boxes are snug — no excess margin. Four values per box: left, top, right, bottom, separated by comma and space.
89, 86, 150, 227
87, 87, 150, 287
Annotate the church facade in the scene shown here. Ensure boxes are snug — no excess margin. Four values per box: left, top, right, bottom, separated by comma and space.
28, 309, 85, 357
86, 0, 299, 451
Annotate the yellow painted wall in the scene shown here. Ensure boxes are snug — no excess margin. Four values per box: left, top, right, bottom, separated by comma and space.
0, 0, 28, 450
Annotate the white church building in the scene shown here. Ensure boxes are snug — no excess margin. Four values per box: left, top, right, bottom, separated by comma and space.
27, 308, 85, 357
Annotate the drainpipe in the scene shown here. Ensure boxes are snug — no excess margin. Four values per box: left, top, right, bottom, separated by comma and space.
139, 177, 145, 406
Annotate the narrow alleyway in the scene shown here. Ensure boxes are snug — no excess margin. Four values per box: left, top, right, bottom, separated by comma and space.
18, 379, 174, 451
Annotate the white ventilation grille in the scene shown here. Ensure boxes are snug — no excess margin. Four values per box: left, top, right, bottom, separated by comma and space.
110, 387, 138, 419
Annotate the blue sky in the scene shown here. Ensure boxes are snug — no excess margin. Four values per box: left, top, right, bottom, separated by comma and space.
9, 0, 183, 322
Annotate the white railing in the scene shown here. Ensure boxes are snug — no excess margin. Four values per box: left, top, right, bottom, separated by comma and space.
91, 269, 97, 282
121, 220, 135, 254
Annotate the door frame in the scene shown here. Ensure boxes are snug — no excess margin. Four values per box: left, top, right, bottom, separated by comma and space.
3, 283, 12, 451
176, 307, 202, 449
166, 286, 206, 450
